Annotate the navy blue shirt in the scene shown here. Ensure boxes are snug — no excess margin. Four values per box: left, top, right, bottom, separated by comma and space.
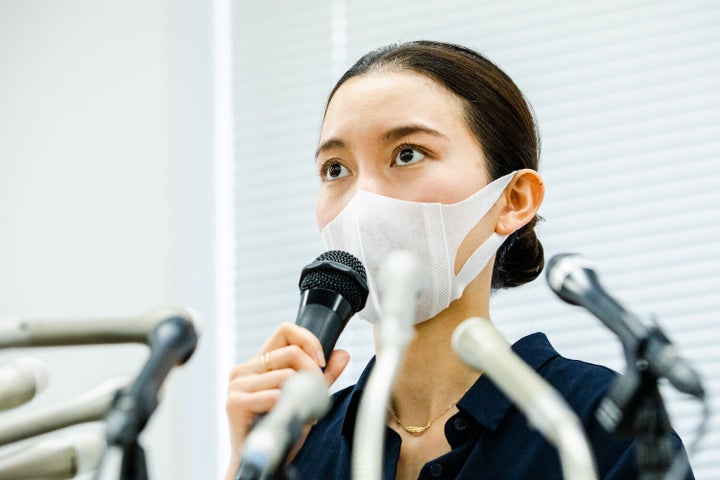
291, 332, 692, 479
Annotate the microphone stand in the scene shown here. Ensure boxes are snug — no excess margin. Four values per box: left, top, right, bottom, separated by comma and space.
595, 325, 677, 480
93, 444, 148, 480
234, 463, 297, 480
122, 441, 149, 480
92, 391, 150, 480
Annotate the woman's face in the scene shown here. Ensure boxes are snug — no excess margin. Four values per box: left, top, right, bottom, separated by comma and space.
315, 70, 492, 229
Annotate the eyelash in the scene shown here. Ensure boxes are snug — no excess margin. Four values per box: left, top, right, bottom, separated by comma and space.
318, 159, 350, 181
317, 143, 432, 180
391, 143, 429, 165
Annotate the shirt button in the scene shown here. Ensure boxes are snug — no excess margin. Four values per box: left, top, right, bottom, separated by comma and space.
453, 416, 467, 431
429, 463, 444, 478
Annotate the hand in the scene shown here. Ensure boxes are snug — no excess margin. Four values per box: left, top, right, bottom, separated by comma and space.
224, 322, 350, 478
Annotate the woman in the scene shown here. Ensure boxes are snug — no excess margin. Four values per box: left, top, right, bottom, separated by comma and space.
226, 41, 692, 479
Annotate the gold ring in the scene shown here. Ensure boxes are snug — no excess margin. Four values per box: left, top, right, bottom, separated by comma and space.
261, 351, 272, 372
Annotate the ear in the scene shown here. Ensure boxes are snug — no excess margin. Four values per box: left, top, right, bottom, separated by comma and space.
494, 169, 544, 235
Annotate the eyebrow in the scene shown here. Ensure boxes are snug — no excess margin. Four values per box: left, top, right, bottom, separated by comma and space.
314, 124, 447, 160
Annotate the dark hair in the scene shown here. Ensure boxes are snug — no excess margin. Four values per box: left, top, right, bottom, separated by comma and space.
326, 40, 544, 289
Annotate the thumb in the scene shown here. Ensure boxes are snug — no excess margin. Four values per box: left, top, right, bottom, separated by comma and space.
323, 349, 350, 387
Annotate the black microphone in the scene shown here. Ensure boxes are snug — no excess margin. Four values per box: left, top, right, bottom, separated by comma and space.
102, 313, 200, 449
231, 251, 367, 480
296, 250, 369, 362
546, 253, 703, 398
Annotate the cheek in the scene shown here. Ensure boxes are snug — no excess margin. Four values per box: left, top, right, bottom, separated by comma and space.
315, 192, 339, 230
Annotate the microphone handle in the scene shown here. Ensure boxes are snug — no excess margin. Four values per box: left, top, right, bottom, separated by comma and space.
575, 276, 704, 396
295, 289, 352, 363
579, 285, 647, 350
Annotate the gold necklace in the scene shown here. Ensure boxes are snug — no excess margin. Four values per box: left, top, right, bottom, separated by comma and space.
387, 387, 470, 435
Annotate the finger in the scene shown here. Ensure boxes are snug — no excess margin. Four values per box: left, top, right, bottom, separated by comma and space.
259, 322, 326, 367
256, 344, 324, 374
229, 359, 264, 379
323, 349, 351, 387
226, 388, 280, 426
229, 368, 295, 394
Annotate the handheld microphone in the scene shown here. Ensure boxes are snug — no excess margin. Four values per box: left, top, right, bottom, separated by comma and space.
231, 251, 364, 480
0, 306, 198, 348
296, 250, 369, 362
546, 253, 703, 397
453, 318, 598, 480
103, 313, 199, 448
0, 357, 49, 411
235, 372, 330, 480
0, 375, 130, 446
0, 429, 104, 480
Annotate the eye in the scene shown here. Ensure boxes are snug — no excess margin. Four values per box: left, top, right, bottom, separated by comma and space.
320, 161, 351, 181
393, 146, 426, 166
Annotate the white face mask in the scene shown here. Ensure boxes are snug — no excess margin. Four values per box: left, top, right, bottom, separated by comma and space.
320, 171, 516, 324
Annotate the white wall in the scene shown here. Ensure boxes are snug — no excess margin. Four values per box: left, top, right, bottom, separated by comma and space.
0, 1, 222, 479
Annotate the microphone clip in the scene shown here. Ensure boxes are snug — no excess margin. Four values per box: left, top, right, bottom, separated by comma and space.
595, 320, 678, 477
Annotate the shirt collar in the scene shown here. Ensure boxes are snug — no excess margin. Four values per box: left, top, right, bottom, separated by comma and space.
458, 332, 559, 430
340, 332, 559, 438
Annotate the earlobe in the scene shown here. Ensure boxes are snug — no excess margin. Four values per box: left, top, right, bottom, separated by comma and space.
494, 169, 545, 235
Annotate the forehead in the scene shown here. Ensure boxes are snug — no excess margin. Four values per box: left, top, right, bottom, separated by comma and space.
320, 69, 470, 140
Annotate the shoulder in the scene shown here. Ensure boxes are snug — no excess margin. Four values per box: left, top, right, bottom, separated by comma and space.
514, 333, 638, 477
513, 332, 619, 415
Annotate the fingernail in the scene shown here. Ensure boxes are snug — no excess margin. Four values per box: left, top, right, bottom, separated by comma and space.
316, 350, 326, 367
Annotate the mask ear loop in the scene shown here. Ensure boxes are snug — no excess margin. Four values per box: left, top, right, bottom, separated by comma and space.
443, 171, 517, 275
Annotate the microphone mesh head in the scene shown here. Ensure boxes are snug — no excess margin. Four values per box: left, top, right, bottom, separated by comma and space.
299, 250, 368, 313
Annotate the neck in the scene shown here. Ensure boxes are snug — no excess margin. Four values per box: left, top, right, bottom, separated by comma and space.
375, 273, 491, 425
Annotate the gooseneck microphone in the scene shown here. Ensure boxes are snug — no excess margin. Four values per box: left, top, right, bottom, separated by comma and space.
453, 318, 598, 480
352, 250, 425, 480
295, 250, 369, 362
546, 253, 703, 398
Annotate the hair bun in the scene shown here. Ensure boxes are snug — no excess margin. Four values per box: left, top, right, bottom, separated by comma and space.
491, 216, 544, 289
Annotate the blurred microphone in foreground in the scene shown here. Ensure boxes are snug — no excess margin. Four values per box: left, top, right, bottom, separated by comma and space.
453, 318, 598, 480
0, 375, 130, 447
0, 306, 198, 348
235, 372, 330, 480
352, 250, 425, 480
0, 358, 49, 411
0, 428, 105, 480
